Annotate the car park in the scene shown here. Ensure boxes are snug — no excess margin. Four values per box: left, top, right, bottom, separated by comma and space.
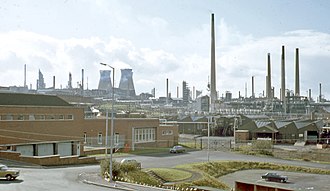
261, 172, 288, 183
0, 164, 20, 181
169, 145, 186, 153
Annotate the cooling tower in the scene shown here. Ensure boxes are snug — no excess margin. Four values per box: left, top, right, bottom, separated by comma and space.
98, 70, 112, 91
118, 69, 136, 97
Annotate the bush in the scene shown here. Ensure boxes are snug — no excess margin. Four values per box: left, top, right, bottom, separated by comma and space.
120, 162, 140, 173
100, 159, 120, 178
251, 140, 273, 150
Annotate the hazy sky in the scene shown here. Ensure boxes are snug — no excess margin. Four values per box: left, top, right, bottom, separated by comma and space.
1, 0, 330, 100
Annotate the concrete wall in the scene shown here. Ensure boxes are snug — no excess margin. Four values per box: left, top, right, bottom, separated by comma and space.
0, 151, 97, 166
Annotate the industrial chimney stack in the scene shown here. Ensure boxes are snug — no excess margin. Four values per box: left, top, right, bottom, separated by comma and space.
295, 48, 300, 96
210, 13, 217, 113
266, 53, 272, 99
81, 69, 84, 90
281, 45, 286, 113
251, 76, 255, 98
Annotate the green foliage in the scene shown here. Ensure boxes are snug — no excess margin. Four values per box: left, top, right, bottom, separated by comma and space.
192, 175, 229, 190
251, 140, 273, 150
236, 140, 274, 156
100, 159, 120, 178
115, 171, 161, 186
193, 161, 330, 178
151, 168, 192, 182
120, 162, 140, 173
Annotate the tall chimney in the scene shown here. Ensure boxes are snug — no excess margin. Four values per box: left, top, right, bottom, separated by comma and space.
309, 89, 312, 101
166, 78, 169, 104
319, 83, 322, 102
193, 86, 195, 100
81, 69, 84, 90
281, 45, 286, 113
24, 64, 27, 88
266, 53, 272, 99
210, 13, 217, 113
252, 76, 255, 98
177, 86, 179, 98
53, 76, 55, 89
295, 48, 300, 96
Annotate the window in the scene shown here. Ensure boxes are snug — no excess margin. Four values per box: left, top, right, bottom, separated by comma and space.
67, 114, 73, 120
59, 115, 64, 120
98, 133, 102, 145
84, 132, 87, 144
29, 114, 35, 120
6, 114, 13, 120
17, 115, 24, 120
134, 128, 155, 143
162, 129, 173, 135
114, 133, 119, 145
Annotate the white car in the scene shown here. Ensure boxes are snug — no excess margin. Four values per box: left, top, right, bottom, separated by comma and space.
169, 145, 186, 153
120, 159, 141, 169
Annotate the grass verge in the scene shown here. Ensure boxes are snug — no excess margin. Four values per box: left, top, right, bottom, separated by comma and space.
149, 168, 192, 182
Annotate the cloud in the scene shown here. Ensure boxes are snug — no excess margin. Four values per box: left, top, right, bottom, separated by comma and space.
1, 22, 330, 100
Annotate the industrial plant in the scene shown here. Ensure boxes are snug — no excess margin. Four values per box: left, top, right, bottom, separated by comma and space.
0, 13, 329, 148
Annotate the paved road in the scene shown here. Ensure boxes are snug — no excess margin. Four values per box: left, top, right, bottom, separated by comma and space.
1, 150, 329, 191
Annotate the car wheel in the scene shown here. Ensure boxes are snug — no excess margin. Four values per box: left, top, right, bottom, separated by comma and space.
6, 175, 12, 181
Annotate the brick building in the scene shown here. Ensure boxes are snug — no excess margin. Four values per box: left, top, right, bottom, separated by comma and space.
0, 93, 178, 160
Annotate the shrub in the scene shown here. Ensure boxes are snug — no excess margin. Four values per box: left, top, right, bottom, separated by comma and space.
100, 159, 120, 178
120, 162, 140, 173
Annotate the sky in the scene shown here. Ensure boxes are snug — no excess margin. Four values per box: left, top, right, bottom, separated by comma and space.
0, 0, 330, 100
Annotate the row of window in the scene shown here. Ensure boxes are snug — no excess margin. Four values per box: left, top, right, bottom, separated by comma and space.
0, 114, 74, 121
134, 128, 156, 143
83, 127, 171, 146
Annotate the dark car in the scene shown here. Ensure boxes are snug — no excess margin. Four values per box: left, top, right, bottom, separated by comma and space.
169, 145, 186, 153
261, 172, 288, 183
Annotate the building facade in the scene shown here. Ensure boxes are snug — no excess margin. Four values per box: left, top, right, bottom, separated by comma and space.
0, 93, 178, 160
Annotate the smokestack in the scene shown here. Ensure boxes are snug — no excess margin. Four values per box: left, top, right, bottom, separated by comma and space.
210, 13, 217, 113
81, 69, 84, 90
53, 76, 55, 89
266, 53, 272, 99
319, 83, 322, 102
281, 46, 286, 113
193, 86, 195, 100
295, 48, 300, 96
24, 64, 27, 88
68, 72, 72, 89
251, 76, 255, 98
177, 86, 179, 98
166, 78, 169, 104
245, 82, 247, 98
309, 89, 312, 101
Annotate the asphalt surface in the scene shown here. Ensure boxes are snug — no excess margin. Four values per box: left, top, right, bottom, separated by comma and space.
1, 150, 329, 191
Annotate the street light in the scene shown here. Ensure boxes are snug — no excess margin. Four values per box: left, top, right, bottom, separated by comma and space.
100, 62, 115, 182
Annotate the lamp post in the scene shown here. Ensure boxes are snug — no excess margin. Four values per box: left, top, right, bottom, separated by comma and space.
207, 116, 211, 162
100, 62, 115, 182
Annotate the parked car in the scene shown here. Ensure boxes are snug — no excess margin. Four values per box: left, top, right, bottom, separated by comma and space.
261, 172, 288, 183
0, 164, 20, 181
120, 158, 141, 169
169, 145, 186, 153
